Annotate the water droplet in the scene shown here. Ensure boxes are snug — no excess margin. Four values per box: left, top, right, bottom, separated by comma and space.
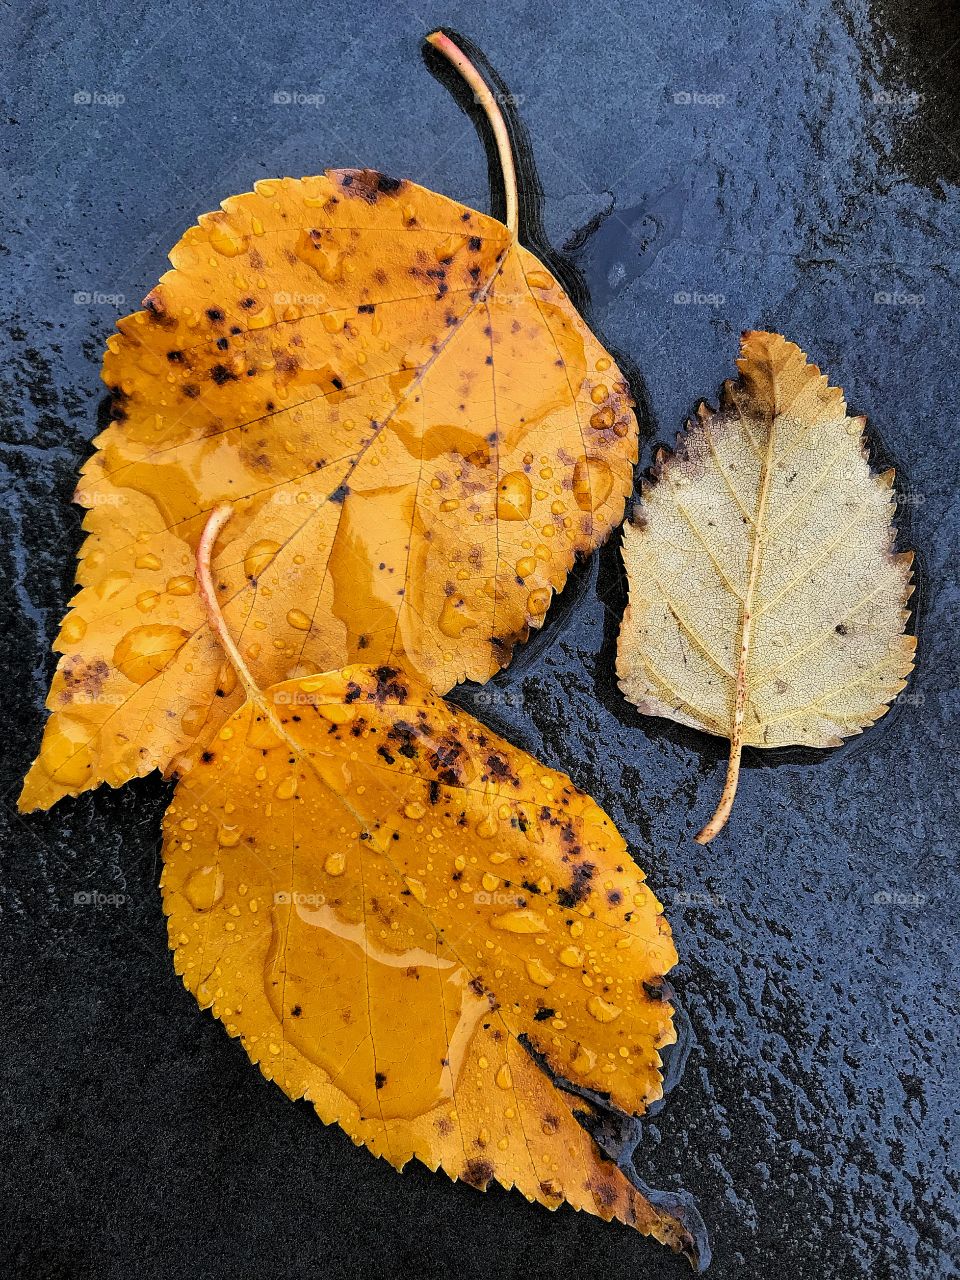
526, 270, 552, 289
315, 702, 357, 725
595, 356, 611, 372
491, 908, 547, 934
218, 824, 242, 847
515, 556, 537, 579
481, 872, 499, 892
573, 457, 614, 510
37, 716, 95, 787
59, 615, 87, 645
496, 471, 532, 521
404, 800, 426, 820
590, 384, 609, 404
135, 552, 162, 571
526, 588, 551, 616
95, 571, 132, 602
404, 876, 427, 905
587, 994, 622, 1022
113, 625, 189, 684
267, 902, 488, 1120
571, 1043, 596, 1073
181, 705, 208, 737
324, 851, 346, 876
244, 540, 282, 580
275, 775, 298, 800
217, 661, 238, 696
136, 590, 159, 613
438, 594, 478, 638
476, 814, 498, 839
435, 233, 466, 261
559, 946, 582, 968
247, 716, 283, 750
286, 609, 312, 632
208, 226, 245, 257
313, 247, 343, 282
183, 865, 225, 911
166, 575, 196, 595
590, 406, 615, 430
526, 958, 555, 988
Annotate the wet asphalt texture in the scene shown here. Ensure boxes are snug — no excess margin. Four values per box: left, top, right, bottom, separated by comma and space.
2, 1, 958, 1278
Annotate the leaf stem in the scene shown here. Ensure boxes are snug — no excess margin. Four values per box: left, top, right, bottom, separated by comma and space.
696, 602, 753, 842
196, 503, 262, 704
695, 736, 742, 844
426, 29, 519, 237
194, 507, 383, 842
696, 371, 778, 843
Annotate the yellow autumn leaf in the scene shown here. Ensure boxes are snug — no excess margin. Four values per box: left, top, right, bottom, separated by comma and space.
618, 331, 915, 842
160, 504, 704, 1269
20, 31, 636, 813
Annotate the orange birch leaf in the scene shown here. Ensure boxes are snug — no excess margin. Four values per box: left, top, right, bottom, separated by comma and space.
162, 659, 702, 1265
159, 503, 706, 1269
20, 32, 636, 813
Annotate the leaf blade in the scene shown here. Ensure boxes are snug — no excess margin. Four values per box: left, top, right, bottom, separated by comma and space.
161, 666, 702, 1265
618, 332, 915, 840
21, 172, 637, 811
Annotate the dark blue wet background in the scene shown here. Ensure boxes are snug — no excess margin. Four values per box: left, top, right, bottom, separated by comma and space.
2, 1, 958, 1276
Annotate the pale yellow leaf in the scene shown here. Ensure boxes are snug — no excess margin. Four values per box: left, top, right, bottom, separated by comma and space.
617, 331, 915, 841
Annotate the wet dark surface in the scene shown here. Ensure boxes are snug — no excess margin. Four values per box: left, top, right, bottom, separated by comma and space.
2, 2, 959, 1277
